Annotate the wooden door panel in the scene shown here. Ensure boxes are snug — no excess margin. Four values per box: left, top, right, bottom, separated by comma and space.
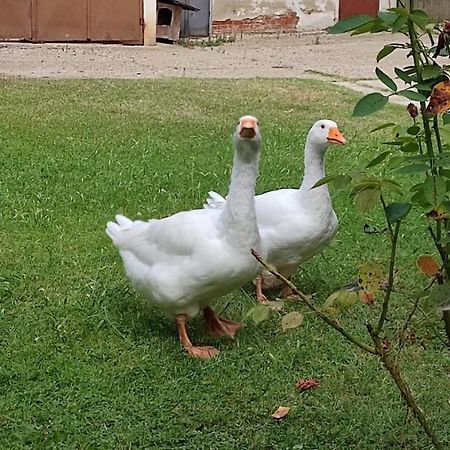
0, 0, 31, 40
89, 0, 143, 44
34, 0, 88, 41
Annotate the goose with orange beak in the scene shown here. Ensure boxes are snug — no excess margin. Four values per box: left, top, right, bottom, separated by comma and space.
205, 119, 346, 302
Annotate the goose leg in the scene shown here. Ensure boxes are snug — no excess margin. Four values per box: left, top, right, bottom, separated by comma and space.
255, 275, 268, 304
281, 282, 300, 300
203, 306, 243, 339
175, 314, 219, 359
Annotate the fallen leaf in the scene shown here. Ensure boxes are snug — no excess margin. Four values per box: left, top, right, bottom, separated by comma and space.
271, 406, 290, 420
359, 289, 375, 305
245, 304, 271, 325
416, 255, 440, 277
322, 290, 358, 313
266, 299, 284, 312
281, 311, 304, 331
296, 378, 320, 391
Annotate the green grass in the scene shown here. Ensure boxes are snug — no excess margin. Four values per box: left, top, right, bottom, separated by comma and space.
0, 78, 449, 449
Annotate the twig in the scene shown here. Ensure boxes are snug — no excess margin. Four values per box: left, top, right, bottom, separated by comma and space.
417, 305, 450, 348
250, 249, 376, 354
367, 324, 445, 450
375, 220, 401, 335
396, 297, 420, 359
380, 194, 394, 241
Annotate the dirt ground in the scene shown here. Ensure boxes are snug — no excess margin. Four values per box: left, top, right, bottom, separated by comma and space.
0, 32, 406, 85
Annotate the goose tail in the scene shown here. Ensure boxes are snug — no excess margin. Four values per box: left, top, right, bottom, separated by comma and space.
106, 214, 134, 243
203, 191, 227, 209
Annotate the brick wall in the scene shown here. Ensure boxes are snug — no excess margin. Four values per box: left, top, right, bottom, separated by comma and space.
212, 11, 299, 35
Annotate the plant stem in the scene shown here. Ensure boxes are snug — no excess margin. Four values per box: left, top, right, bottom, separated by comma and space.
367, 324, 444, 450
396, 297, 420, 359
250, 249, 376, 354
380, 194, 394, 241
433, 116, 444, 155
407, 17, 437, 175
375, 220, 401, 335
442, 309, 450, 344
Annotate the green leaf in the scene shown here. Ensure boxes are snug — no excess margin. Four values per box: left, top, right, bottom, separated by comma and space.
422, 64, 443, 80
443, 113, 450, 125
328, 15, 374, 34
423, 175, 447, 207
246, 304, 271, 325
397, 163, 429, 174
351, 20, 376, 35
429, 282, 450, 309
376, 45, 396, 62
330, 174, 352, 192
370, 122, 396, 132
388, 7, 408, 16
376, 67, 397, 92
398, 89, 427, 102
392, 14, 407, 33
385, 202, 411, 223
312, 174, 342, 189
401, 141, 419, 153
353, 93, 389, 117
382, 179, 403, 195
407, 125, 420, 135
377, 10, 399, 26
280, 311, 304, 331
351, 180, 381, 196
355, 188, 380, 213
366, 151, 392, 168
394, 67, 412, 84
322, 290, 358, 314
409, 9, 429, 32
411, 189, 431, 208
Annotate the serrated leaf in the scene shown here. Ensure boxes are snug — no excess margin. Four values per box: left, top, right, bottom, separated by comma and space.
398, 90, 427, 102
328, 15, 374, 34
281, 311, 304, 331
385, 202, 411, 223
376, 67, 397, 92
370, 122, 396, 133
395, 67, 412, 84
422, 64, 443, 80
355, 188, 380, 213
246, 304, 270, 325
423, 175, 447, 207
366, 151, 392, 168
376, 45, 396, 62
353, 92, 389, 117
416, 255, 440, 277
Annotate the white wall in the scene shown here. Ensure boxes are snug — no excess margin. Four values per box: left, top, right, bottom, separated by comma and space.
212, 0, 339, 32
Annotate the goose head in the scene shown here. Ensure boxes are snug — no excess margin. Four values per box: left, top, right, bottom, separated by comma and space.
233, 115, 262, 161
307, 120, 346, 153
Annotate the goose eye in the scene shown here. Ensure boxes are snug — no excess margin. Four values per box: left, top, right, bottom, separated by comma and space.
320, 124, 325, 129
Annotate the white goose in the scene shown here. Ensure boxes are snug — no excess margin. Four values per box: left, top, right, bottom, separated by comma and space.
205, 119, 346, 302
106, 116, 265, 359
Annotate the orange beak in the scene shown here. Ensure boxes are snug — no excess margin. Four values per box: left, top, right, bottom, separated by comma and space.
327, 127, 346, 145
239, 117, 257, 139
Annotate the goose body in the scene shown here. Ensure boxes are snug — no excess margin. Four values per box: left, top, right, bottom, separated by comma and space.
205, 119, 345, 301
107, 116, 265, 358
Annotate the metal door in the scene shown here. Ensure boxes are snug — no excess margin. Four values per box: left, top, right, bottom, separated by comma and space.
181, 0, 209, 37
89, 0, 143, 44
0, 0, 31, 40
339, 0, 379, 20
34, 0, 88, 41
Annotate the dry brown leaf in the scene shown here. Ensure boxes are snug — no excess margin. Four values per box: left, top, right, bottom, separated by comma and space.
296, 378, 320, 392
271, 406, 290, 420
427, 81, 450, 114
416, 255, 440, 278
359, 289, 375, 305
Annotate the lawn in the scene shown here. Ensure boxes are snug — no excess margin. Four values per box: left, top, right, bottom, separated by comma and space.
0, 78, 449, 449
